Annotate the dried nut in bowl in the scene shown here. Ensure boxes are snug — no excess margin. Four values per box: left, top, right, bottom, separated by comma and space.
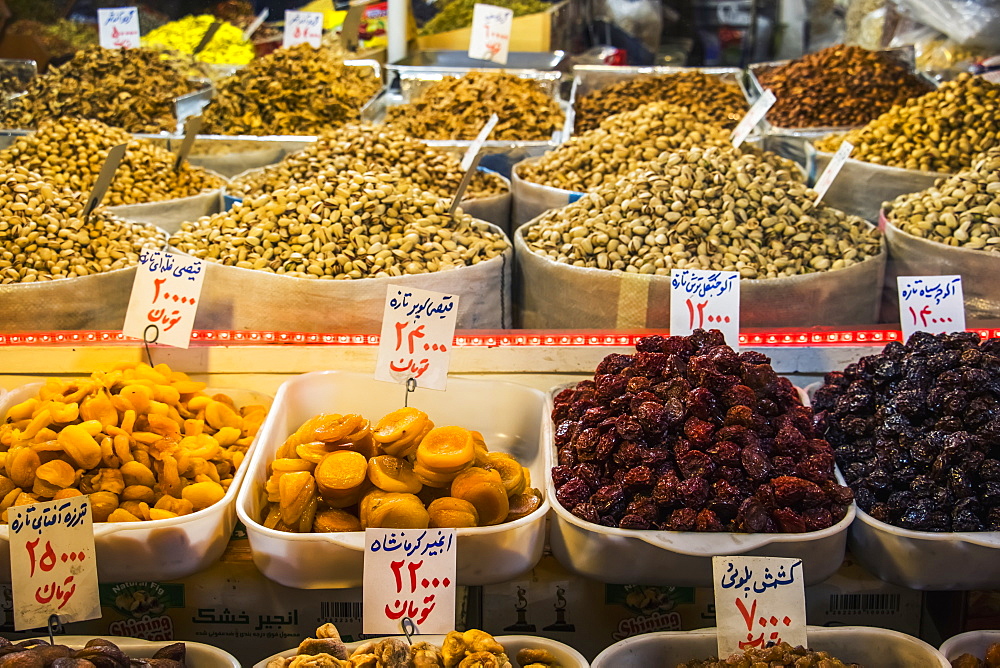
0, 362, 266, 524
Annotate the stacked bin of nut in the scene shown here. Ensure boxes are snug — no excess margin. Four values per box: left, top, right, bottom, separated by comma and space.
0, 362, 268, 523
228, 123, 506, 201
0, 117, 225, 206
552, 330, 854, 532
814, 73, 1000, 173
260, 408, 541, 532
386, 71, 563, 141
0, 166, 164, 285
200, 43, 381, 136
0, 47, 200, 133
171, 167, 510, 331
572, 71, 747, 134
517, 145, 884, 328
755, 44, 933, 128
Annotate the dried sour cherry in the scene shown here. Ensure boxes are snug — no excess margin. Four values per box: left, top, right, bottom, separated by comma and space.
550, 329, 851, 532
815, 331, 1000, 531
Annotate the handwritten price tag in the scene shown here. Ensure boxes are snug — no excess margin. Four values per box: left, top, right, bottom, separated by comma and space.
898, 275, 965, 341
122, 250, 206, 349
364, 528, 456, 634
813, 141, 853, 205
375, 286, 459, 391
283, 10, 323, 48
713, 556, 806, 658
98, 7, 140, 49
468, 4, 514, 65
9, 498, 100, 630
670, 269, 740, 347
731, 89, 775, 148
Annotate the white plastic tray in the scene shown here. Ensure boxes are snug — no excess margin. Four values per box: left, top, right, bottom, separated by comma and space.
0, 382, 271, 582
32, 635, 240, 667
236, 370, 549, 589
850, 505, 1000, 590
591, 626, 948, 666
545, 390, 854, 587
940, 630, 1000, 663
254, 633, 589, 668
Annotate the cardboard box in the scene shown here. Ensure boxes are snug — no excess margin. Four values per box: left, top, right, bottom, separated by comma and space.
0, 528, 468, 667
416, 0, 574, 53
479, 553, 924, 660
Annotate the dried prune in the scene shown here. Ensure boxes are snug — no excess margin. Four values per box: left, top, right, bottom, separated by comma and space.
551, 330, 850, 532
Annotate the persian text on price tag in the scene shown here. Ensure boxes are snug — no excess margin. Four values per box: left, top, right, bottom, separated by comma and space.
713, 556, 807, 658
670, 269, 740, 347
283, 10, 324, 48
813, 141, 853, 205
98, 7, 140, 49
363, 528, 456, 634
898, 275, 965, 340
374, 286, 458, 391
10, 498, 100, 630
468, 4, 513, 65
122, 250, 206, 349
731, 89, 775, 148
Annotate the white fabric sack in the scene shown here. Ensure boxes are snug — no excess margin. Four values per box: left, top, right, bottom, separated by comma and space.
188, 147, 286, 178
109, 188, 226, 235
0, 268, 139, 332
515, 227, 886, 328
186, 221, 513, 333
511, 157, 583, 229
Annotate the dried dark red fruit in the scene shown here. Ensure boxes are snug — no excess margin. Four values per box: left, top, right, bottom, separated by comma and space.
696, 508, 724, 532
666, 507, 698, 531
556, 478, 590, 508
571, 503, 600, 523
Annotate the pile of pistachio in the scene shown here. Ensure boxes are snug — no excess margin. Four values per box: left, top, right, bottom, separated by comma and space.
0, 166, 165, 284
200, 43, 381, 136
0, 47, 198, 133
523, 145, 881, 279
886, 147, 1000, 251
0, 117, 225, 206
228, 124, 506, 200
386, 71, 563, 141
814, 73, 1000, 173
172, 168, 508, 279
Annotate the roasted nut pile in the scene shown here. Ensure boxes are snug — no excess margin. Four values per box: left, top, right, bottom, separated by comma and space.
200, 43, 380, 136
261, 408, 541, 532
573, 72, 747, 133
886, 147, 1000, 250
518, 102, 733, 191
386, 71, 563, 141
228, 123, 507, 201
814, 331, 1000, 532
0, 362, 268, 523
814, 73, 1000, 172
0, 637, 188, 667
172, 168, 507, 279
0, 166, 165, 284
144, 14, 255, 65
0, 117, 225, 206
421, 0, 549, 34
756, 44, 932, 128
680, 642, 861, 668
269, 623, 561, 668
952, 641, 1000, 668
0, 47, 199, 133
524, 145, 880, 279
552, 330, 854, 532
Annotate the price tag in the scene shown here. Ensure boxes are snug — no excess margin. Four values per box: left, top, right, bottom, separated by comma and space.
283, 10, 324, 48
9, 498, 100, 631
468, 4, 513, 65
713, 556, 807, 658
97, 7, 140, 49
731, 89, 776, 148
375, 286, 459, 391
364, 528, 456, 634
670, 269, 740, 347
898, 275, 965, 340
812, 141, 853, 205
122, 250, 206, 349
